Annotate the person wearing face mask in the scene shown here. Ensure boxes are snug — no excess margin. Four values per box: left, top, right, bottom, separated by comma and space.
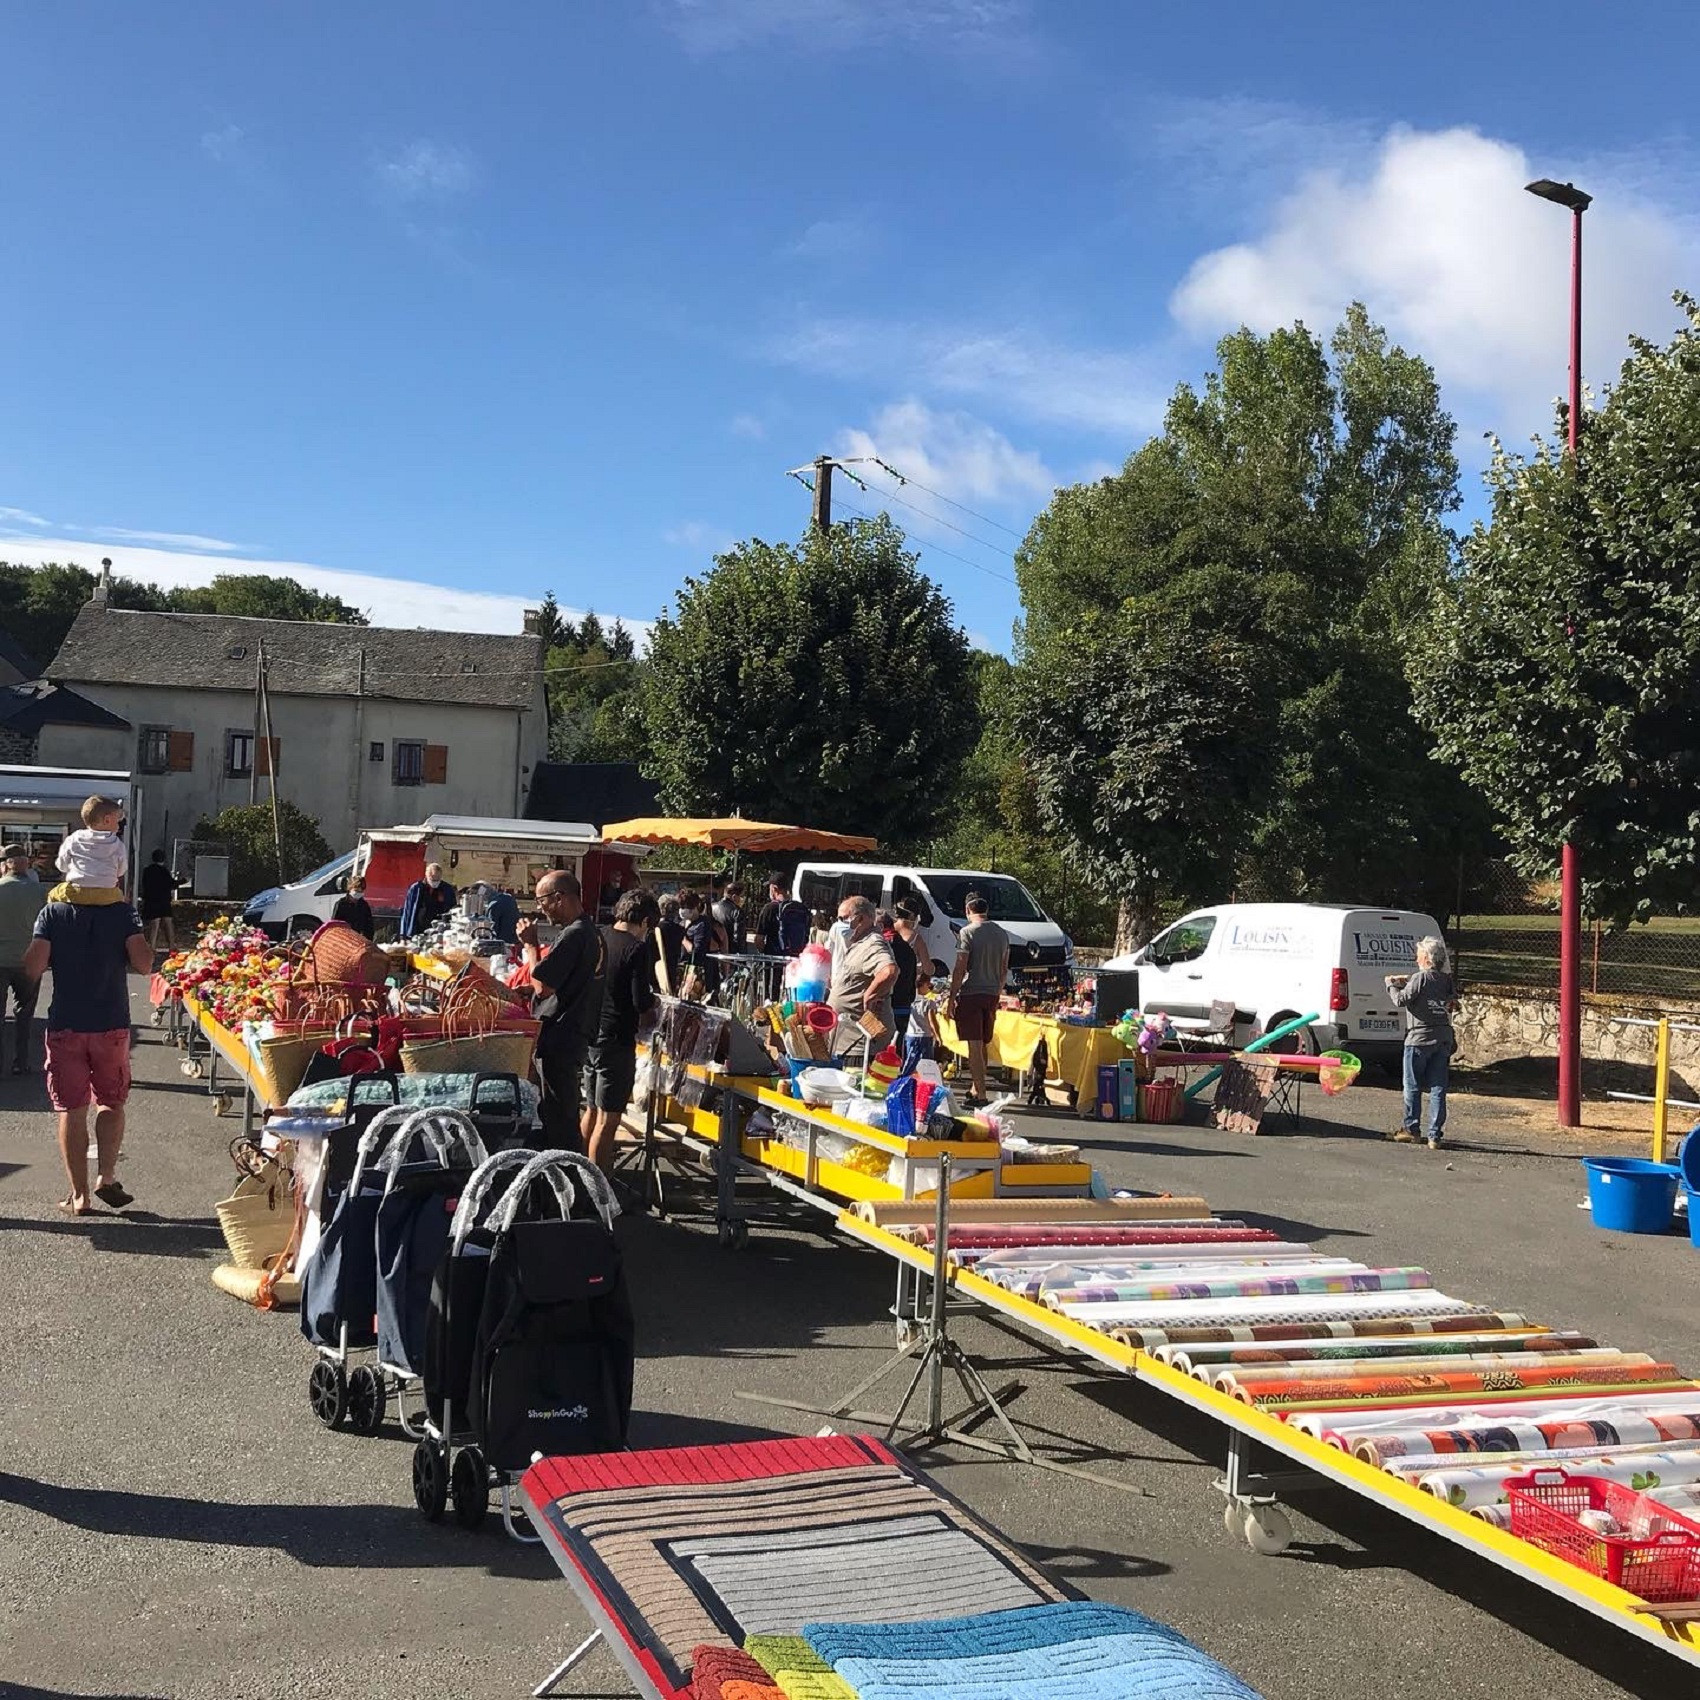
517, 869, 605, 1151
399, 861, 457, 938
828, 895, 898, 1050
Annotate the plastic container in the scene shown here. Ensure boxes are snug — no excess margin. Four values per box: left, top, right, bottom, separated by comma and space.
1140, 1078, 1183, 1124
1581, 1156, 1680, 1234
1507, 1469, 1700, 1601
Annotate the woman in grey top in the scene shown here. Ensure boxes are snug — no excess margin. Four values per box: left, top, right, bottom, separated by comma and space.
1387, 936, 1456, 1149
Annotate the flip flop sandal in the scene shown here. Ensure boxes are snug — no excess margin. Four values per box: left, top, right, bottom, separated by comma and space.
58, 1198, 92, 1217
94, 1182, 134, 1210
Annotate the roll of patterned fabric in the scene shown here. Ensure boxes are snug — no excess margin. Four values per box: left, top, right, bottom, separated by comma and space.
1414, 1447, 1700, 1510
1384, 1435, 1696, 1478
1064, 1289, 1485, 1328
978, 1258, 1360, 1300
1291, 1387, 1700, 1440
1231, 1362, 1680, 1408
967, 1240, 1318, 1268
1471, 1503, 1513, 1530
1046, 1267, 1432, 1307
1110, 1311, 1533, 1350
1155, 1330, 1582, 1372
903, 1223, 1263, 1248
1210, 1349, 1648, 1392
1278, 1377, 1698, 1417
1335, 1407, 1700, 1467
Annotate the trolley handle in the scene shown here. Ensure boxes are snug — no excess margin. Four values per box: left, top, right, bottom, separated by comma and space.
449, 1149, 571, 1249
347, 1104, 422, 1190
378, 1106, 488, 1193
486, 1148, 619, 1233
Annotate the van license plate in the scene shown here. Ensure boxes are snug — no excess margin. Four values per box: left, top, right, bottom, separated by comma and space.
1360, 1018, 1400, 1034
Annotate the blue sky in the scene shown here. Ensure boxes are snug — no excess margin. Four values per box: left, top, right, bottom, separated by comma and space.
3, 2, 1698, 649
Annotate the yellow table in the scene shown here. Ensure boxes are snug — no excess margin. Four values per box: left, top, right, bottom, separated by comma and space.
935, 1010, 1130, 1113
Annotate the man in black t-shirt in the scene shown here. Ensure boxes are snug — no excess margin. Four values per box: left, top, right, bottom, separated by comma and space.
755, 874, 811, 957
517, 869, 604, 1152
582, 887, 661, 1171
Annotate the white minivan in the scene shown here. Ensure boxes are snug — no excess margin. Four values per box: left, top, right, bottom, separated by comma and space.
792, 863, 1074, 991
1103, 902, 1444, 1062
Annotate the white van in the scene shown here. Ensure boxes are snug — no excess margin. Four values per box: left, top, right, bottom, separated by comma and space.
792, 863, 1074, 991
1103, 902, 1444, 1062
242, 851, 358, 938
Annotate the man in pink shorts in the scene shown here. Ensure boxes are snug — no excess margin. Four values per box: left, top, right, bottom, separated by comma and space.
23, 892, 152, 1215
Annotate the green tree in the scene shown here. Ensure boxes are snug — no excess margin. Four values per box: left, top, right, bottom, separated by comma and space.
543, 605, 649, 764
0, 561, 171, 663
167, 573, 367, 624
0, 561, 365, 668
1416, 294, 1700, 925
1012, 305, 1476, 941
192, 800, 332, 895
639, 516, 976, 841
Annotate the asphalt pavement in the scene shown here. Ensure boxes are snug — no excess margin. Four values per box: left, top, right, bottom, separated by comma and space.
1, 985, 1694, 1700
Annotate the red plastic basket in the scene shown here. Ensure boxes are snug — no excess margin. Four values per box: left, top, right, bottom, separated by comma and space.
1506, 1469, 1700, 1602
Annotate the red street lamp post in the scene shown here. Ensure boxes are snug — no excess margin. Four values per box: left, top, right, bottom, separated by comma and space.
1525, 176, 1592, 1129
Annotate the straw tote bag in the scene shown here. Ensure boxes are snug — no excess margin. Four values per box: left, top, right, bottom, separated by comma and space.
214, 1162, 295, 1269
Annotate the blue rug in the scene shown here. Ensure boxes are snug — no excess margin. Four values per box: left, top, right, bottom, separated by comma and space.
802, 1602, 1263, 1700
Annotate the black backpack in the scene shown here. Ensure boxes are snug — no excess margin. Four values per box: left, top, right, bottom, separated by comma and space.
777, 899, 811, 955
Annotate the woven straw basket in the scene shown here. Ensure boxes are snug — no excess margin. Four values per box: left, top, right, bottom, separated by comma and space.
214, 1166, 294, 1269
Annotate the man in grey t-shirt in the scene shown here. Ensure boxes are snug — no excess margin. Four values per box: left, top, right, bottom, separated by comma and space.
1388, 936, 1456, 1149
948, 893, 1010, 1107
829, 895, 898, 1051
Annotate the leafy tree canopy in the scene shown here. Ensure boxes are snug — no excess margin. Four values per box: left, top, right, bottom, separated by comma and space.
639, 516, 976, 842
541, 597, 647, 765
1416, 294, 1700, 925
1013, 305, 1480, 939
0, 560, 365, 668
193, 799, 332, 896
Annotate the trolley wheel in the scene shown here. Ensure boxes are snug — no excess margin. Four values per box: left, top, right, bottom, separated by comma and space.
1242, 1503, 1293, 1555
346, 1366, 387, 1436
308, 1360, 348, 1429
212, 1091, 234, 1118
181, 1058, 204, 1079
412, 1438, 448, 1522
717, 1220, 750, 1251
451, 1446, 489, 1530
150, 1007, 164, 1028
1222, 1498, 1243, 1536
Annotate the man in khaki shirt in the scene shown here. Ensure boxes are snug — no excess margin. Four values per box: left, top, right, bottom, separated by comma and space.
828, 895, 898, 1051
0, 844, 46, 1073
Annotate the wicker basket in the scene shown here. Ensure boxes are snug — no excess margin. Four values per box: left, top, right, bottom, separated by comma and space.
297, 920, 393, 987
401, 1025, 537, 1078
214, 1166, 295, 1268
211, 1259, 301, 1308
254, 1029, 339, 1106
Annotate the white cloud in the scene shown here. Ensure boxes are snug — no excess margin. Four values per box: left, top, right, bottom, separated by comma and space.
1170, 125, 1700, 440
373, 139, 475, 201
729, 412, 766, 440
91, 527, 249, 553
663, 520, 736, 553
200, 123, 247, 165
787, 214, 879, 262
0, 505, 51, 529
779, 318, 1168, 436
0, 536, 652, 640
837, 399, 1054, 510
660, 0, 1029, 54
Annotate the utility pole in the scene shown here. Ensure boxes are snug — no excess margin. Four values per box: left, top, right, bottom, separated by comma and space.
786, 455, 872, 533
1526, 175, 1592, 1130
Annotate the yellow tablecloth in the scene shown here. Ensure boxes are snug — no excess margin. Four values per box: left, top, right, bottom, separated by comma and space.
935, 1010, 1131, 1111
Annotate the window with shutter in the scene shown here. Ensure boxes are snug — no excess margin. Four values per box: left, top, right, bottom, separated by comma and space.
393, 740, 426, 785
225, 730, 254, 778
167, 730, 195, 772
422, 743, 448, 784
138, 727, 172, 774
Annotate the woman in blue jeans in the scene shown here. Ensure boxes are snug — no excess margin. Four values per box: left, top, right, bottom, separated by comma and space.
1387, 936, 1457, 1149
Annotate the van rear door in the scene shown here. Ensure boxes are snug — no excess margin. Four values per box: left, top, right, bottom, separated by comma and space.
1339, 912, 1437, 1043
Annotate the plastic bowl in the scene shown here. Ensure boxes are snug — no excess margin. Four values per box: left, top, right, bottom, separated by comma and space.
1582, 1156, 1681, 1234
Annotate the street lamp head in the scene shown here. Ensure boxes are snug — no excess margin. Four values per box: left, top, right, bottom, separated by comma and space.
1526, 178, 1593, 213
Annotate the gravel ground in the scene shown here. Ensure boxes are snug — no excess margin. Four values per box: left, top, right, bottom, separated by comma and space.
1, 987, 1692, 1699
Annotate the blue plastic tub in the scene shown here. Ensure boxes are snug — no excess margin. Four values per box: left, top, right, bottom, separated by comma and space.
1681, 1129, 1700, 1248
1582, 1156, 1681, 1233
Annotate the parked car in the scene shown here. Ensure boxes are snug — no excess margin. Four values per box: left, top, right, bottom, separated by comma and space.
242, 851, 357, 938
1101, 902, 1445, 1063
792, 863, 1074, 992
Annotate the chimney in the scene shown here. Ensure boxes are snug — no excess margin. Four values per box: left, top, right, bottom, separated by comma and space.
522, 607, 544, 636
92, 557, 113, 604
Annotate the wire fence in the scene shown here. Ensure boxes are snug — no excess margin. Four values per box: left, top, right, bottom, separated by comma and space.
1450, 862, 1700, 999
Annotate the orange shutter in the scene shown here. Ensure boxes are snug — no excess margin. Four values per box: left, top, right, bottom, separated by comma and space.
167, 730, 195, 772
256, 737, 280, 775
422, 743, 449, 784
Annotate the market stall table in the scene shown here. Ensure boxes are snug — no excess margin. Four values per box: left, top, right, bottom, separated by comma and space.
934, 1009, 1134, 1112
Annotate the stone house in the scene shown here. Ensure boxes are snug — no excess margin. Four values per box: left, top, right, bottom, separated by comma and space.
43, 600, 549, 856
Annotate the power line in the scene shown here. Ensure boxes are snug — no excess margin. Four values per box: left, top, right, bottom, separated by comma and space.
831, 495, 1019, 587
850, 474, 1015, 557
868, 457, 1027, 541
